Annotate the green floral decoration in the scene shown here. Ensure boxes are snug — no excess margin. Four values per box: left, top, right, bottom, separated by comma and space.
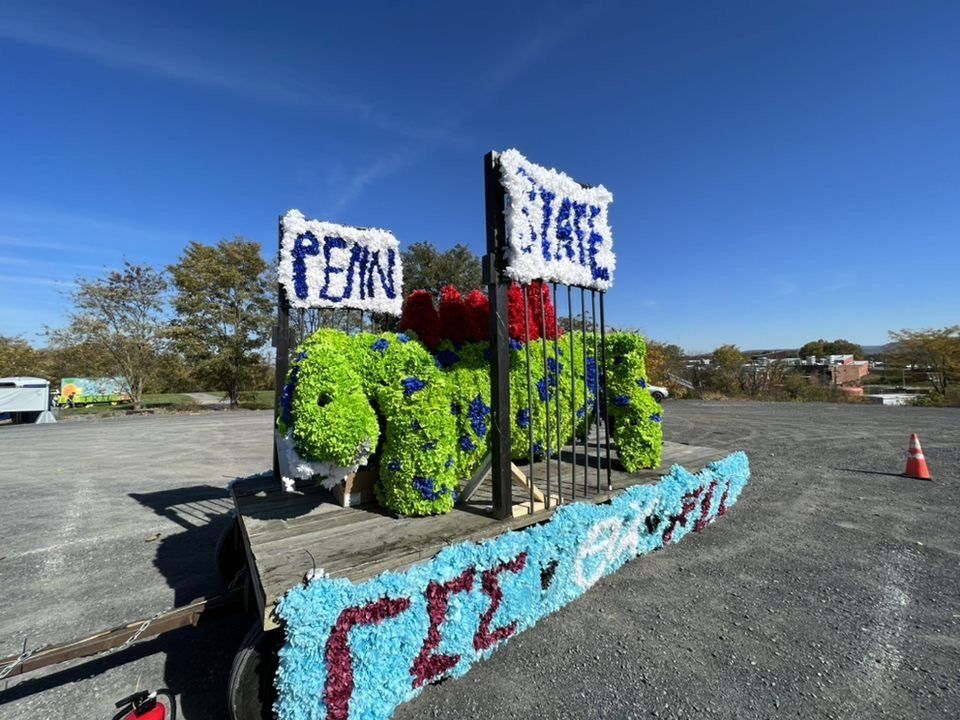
604, 332, 663, 471
279, 329, 661, 517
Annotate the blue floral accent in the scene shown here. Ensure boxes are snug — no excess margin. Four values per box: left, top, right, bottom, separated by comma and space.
459, 435, 477, 452
613, 394, 631, 407
386, 459, 401, 472
413, 477, 443, 501
532, 441, 545, 459
445, 456, 455, 468
422, 441, 437, 451
371, 338, 390, 354
509, 338, 523, 351
397, 333, 411, 343
638, 378, 647, 388
585, 357, 598, 397
401, 377, 427, 397
468, 395, 491, 437
516, 408, 530, 429
576, 406, 586, 419
651, 413, 662, 423
546, 357, 562, 374
279, 374, 297, 426
536, 378, 551, 402
435, 350, 460, 369
410, 420, 423, 431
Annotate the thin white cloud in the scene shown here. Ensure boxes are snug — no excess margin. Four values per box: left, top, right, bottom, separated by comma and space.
0, 274, 75, 287
0, 255, 114, 274
0, 234, 91, 253
0, 9, 372, 117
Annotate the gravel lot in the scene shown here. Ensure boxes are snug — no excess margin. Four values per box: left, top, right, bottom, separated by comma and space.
1, 403, 957, 719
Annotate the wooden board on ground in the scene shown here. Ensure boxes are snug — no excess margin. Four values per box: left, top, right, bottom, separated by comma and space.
232, 440, 728, 630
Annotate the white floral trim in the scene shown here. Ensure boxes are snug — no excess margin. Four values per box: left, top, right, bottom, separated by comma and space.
275, 429, 360, 492
498, 149, 615, 290
279, 209, 403, 314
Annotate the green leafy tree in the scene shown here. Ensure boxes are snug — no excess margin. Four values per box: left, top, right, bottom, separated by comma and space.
168, 237, 273, 407
798, 338, 864, 360
48, 262, 169, 408
401, 242, 481, 296
888, 325, 960, 394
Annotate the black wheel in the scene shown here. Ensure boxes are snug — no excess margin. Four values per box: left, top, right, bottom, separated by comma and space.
216, 516, 245, 588
228, 623, 283, 720
652, 391, 665, 403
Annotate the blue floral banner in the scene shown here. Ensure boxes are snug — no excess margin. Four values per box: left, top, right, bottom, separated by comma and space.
279, 210, 404, 314
275, 451, 750, 720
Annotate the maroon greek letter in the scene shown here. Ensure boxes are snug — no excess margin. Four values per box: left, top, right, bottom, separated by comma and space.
473, 552, 528, 651
410, 568, 476, 687
694, 479, 719, 532
662, 486, 705, 543
324, 596, 412, 720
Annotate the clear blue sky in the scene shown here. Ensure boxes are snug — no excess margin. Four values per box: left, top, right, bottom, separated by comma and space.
1, 1, 958, 352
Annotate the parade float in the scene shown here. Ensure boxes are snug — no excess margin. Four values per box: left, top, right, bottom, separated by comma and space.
222, 149, 751, 720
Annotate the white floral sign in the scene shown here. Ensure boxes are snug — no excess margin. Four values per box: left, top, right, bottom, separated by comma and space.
279, 210, 403, 314
498, 149, 615, 290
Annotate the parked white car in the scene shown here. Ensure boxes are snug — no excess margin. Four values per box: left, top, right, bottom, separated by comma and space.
648, 385, 669, 403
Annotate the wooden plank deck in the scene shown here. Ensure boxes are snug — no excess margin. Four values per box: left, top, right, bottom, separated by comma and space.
232, 439, 727, 630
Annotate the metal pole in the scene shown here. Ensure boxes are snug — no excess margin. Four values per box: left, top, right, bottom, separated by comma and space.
552, 282, 563, 505
567, 285, 576, 501
483, 151, 513, 519
591, 290, 601, 493
599, 291, 612, 490
580, 287, 589, 496
273, 216, 290, 483
523, 285, 535, 514
540, 283, 552, 509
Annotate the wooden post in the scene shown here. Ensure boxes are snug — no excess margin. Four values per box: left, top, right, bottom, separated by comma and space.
273, 216, 290, 482
483, 151, 513, 520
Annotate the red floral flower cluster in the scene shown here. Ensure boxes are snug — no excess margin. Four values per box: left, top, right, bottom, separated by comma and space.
400, 282, 560, 349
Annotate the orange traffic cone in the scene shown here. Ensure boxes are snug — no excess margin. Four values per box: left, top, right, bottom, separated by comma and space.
903, 433, 932, 480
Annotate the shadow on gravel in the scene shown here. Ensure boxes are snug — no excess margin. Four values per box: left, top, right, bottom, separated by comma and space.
833, 467, 911, 479
128, 485, 252, 719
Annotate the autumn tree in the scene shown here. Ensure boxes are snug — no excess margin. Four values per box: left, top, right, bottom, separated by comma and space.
0, 336, 44, 378
168, 237, 273, 407
888, 325, 960, 395
645, 340, 687, 395
709, 344, 748, 395
48, 262, 170, 408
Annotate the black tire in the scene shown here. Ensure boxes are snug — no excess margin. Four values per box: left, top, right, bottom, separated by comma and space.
652, 392, 665, 403
216, 516, 245, 588
228, 623, 283, 720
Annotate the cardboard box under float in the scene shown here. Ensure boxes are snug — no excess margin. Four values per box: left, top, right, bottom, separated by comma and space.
331, 468, 378, 507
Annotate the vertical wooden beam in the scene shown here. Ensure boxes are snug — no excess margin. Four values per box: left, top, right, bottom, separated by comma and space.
483, 151, 513, 519
273, 216, 291, 482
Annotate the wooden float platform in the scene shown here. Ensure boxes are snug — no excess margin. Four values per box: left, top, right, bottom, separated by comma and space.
232, 440, 726, 630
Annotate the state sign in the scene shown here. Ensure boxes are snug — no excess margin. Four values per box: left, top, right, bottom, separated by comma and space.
498, 149, 616, 291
